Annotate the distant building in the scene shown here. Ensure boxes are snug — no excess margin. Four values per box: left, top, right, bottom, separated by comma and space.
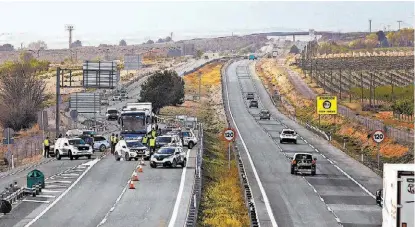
167, 47, 182, 57
181, 43, 195, 56
0, 44, 14, 51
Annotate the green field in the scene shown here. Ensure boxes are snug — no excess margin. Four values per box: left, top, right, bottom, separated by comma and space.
350, 84, 414, 102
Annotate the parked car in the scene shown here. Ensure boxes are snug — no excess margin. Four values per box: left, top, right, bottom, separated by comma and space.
114, 139, 149, 161
155, 135, 182, 148
92, 135, 110, 152
65, 129, 83, 137
54, 138, 93, 160
249, 100, 258, 108
181, 130, 198, 149
150, 146, 187, 168
259, 109, 271, 120
246, 92, 255, 100
290, 153, 316, 175
279, 128, 297, 144
112, 95, 122, 101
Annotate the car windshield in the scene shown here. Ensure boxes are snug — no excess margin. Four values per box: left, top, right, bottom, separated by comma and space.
283, 130, 295, 134
251, 101, 257, 103
156, 136, 172, 142
108, 110, 118, 114
127, 141, 144, 147
295, 154, 313, 160
69, 139, 85, 145
261, 110, 269, 114
157, 147, 175, 154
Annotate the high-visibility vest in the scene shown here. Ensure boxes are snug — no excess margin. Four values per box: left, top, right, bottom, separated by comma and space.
152, 130, 156, 137
149, 138, 156, 147
142, 136, 148, 144
115, 137, 119, 143
110, 136, 114, 143
44, 139, 49, 146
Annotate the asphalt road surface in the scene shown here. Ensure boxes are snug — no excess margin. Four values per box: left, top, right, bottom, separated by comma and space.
223, 60, 382, 227
0, 58, 209, 227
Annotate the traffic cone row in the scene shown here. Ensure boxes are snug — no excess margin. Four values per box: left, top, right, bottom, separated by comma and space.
129, 180, 135, 189
138, 165, 143, 173
129, 164, 145, 190
131, 171, 139, 181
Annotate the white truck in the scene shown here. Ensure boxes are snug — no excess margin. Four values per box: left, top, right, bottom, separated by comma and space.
378, 164, 414, 227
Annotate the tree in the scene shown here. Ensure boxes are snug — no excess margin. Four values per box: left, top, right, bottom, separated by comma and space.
28, 40, 47, 50
71, 40, 82, 48
196, 50, 204, 58
139, 70, 184, 113
289, 45, 300, 54
0, 44, 14, 51
164, 36, 172, 42
157, 38, 164, 43
0, 60, 46, 130
146, 40, 154, 44
119, 39, 127, 46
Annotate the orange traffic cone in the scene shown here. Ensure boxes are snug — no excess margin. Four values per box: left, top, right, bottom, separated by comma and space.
138, 165, 143, 173
129, 180, 135, 189
131, 171, 139, 181
140, 158, 145, 166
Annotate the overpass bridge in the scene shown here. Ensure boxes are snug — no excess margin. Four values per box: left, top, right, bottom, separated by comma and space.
252, 30, 335, 41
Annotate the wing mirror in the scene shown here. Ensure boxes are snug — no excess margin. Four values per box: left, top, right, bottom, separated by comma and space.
122, 146, 127, 149
64, 143, 69, 146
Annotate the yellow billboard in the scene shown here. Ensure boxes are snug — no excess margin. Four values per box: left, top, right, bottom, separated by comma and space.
316, 96, 338, 115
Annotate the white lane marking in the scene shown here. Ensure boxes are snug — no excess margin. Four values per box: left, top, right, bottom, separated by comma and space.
22, 199, 50, 204
44, 185, 68, 188
310, 145, 314, 149
60, 173, 79, 177
36, 195, 56, 198
97, 182, 129, 227
333, 164, 375, 199
167, 149, 191, 227
24, 158, 100, 227
45, 180, 72, 184
41, 189, 63, 193
315, 149, 319, 153
225, 62, 278, 227
321, 154, 326, 158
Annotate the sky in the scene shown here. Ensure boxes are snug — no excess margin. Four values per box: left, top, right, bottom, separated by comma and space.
0, 0, 413, 49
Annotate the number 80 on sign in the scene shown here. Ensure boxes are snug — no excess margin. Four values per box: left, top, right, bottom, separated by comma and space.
222, 128, 237, 142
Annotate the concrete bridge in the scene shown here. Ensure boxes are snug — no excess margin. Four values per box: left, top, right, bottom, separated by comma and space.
252, 30, 335, 41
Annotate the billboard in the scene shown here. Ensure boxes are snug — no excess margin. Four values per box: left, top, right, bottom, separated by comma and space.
124, 55, 142, 70
69, 92, 101, 113
83, 61, 119, 88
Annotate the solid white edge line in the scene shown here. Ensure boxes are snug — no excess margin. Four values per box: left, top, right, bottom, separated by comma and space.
22, 200, 50, 204
167, 148, 190, 227
225, 61, 278, 227
23, 159, 100, 227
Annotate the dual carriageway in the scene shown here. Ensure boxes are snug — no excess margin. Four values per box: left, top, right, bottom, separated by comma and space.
0, 56, 382, 227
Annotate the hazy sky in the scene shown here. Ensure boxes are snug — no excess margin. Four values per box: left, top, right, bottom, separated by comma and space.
0, 1, 413, 49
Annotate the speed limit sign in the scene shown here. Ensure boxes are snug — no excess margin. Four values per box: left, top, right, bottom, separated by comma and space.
222, 128, 237, 142
372, 130, 385, 143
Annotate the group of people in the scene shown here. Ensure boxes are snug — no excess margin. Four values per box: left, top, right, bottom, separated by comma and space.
109, 127, 159, 155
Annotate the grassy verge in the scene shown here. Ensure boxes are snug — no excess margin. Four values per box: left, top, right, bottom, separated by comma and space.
256, 58, 413, 170
160, 62, 249, 226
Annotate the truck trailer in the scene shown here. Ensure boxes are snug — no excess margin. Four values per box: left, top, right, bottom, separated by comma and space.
379, 164, 414, 227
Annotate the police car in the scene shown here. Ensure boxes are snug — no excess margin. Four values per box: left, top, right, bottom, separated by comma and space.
150, 146, 187, 168
114, 139, 149, 161
54, 137, 93, 160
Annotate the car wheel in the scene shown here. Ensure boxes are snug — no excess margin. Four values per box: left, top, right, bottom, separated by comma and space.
87, 155, 92, 159
100, 145, 106, 152
188, 142, 194, 149
172, 159, 177, 168
182, 159, 187, 168
134, 157, 139, 161
69, 151, 73, 160
56, 151, 61, 160
75, 156, 79, 160
150, 163, 156, 168
115, 153, 120, 161
280, 140, 283, 143
291, 167, 295, 174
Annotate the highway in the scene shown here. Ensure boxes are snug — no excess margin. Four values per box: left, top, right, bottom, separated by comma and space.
223, 60, 382, 227
0, 57, 210, 227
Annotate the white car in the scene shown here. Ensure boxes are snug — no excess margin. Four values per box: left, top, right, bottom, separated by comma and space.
150, 146, 187, 168
93, 135, 110, 152
181, 130, 198, 149
279, 128, 298, 144
54, 138, 93, 160
65, 129, 83, 137
155, 135, 183, 149
114, 140, 149, 161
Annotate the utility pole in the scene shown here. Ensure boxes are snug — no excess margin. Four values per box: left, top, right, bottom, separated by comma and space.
65, 25, 74, 49
369, 19, 372, 33
397, 20, 403, 30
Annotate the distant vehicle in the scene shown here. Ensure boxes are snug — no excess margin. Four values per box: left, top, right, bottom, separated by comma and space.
114, 139, 149, 161
279, 128, 297, 144
112, 95, 122, 101
82, 130, 97, 136
100, 99, 109, 106
249, 54, 257, 60
259, 109, 271, 120
65, 129, 83, 137
106, 108, 119, 120
92, 135, 110, 152
379, 164, 414, 227
156, 135, 182, 148
249, 100, 258, 108
150, 146, 187, 168
120, 93, 128, 100
180, 129, 198, 149
246, 92, 255, 100
54, 138, 93, 160
290, 153, 316, 175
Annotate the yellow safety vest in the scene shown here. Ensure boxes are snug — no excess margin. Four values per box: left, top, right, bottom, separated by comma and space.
44, 139, 49, 146
110, 136, 114, 143
152, 130, 156, 137
142, 136, 148, 144
115, 137, 119, 143
149, 138, 156, 147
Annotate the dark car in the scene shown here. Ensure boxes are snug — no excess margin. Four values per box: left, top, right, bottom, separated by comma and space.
106, 109, 119, 120
246, 93, 255, 100
249, 100, 258, 108
259, 109, 271, 120
290, 153, 316, 175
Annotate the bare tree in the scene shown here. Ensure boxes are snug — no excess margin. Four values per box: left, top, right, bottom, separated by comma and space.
0, 60, 46, 130
27, 40, 48, 50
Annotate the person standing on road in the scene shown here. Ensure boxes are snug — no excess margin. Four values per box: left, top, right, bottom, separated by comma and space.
115, 134, 119, 145
43, 137, 50, 158
110, 133, 115, 154
142, 134, 148, 147
149, 135, 156, 155
151, 128, 157, 138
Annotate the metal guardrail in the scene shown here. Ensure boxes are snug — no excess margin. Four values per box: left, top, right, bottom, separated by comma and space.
184, 123, 203, 226
0, 182, 43, 213
220, 58, 260, 227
